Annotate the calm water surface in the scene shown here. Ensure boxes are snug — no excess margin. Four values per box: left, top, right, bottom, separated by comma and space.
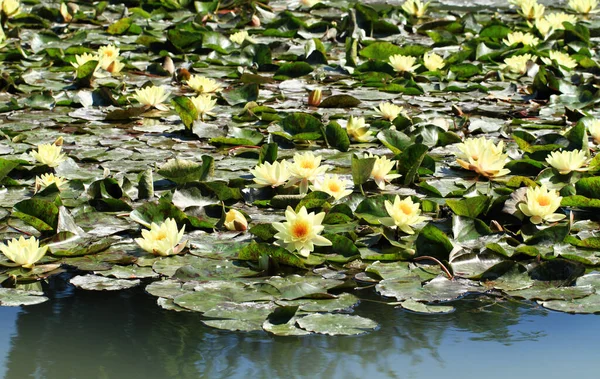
0, 274, 598, 379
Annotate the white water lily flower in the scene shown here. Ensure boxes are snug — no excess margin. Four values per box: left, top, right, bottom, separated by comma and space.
132, 86, 170, 110
1, 0, 20, 17
224, 209, 248, 231
542, 51, 577, 69
0, 236, 48, 268
287, 152, 331, 194
545, 149, 589, 174
544, 12, 577, 29
401, 0, 429, 18
190, 94, 217, 121
455, 138, 510, 178
186, 75, 222, 94
375, 102, 405, 122
346, 116, 374, 142
501, 54, 534, 74
31, 143, 67, 167
455, 137, 505, 162
272, 206, 332, 257
381, 195, 427, 234
229, 30, 255, 45
569, 0, 598, 14
518, 0, 545, 20
135, 218, 187, 256
105, 59, 125, 74
503, 31, 540, 46
519, 185, 565, 224
423, 52, 445, 71
364, 153, 401, 189
587, 119, 600, 143
35, 173, 67, 193
97, 44, 120, 70
250, 160, 291, 188
389, 54, 420, 73
71, 52, 98, 69
310, 174, 353, 201
535, 18, 553, 37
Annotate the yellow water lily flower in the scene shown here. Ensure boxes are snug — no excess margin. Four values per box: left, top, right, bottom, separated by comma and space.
229, 30, 255, 45
34, 173, 68, 193
224, 209, 248, 231
381, 195, 427, 234
545, 149, 589, 174
310, 174, 353, 201
455, 138, 510, 178
569, 0, 598, 14
375, 102, 405, 122
423, 52, 445, 71
190, 94, 217, 121
587, 119, 600, 143
0, 236, 48, 268
535, 18, 552, 37
132, 86, 170, 109
519, 185, 565, 224
307, 89, 322, 106
272, 206, 332, 257
542, 51, 577, 69
389, 54, 420, 73
1, 0, 20, 17
71, 52, 98, 69
503, 31, 540, 46
97, 44, 120, 69
518, 0, 545, 20
346, 116, 374, 142
501, 54, 534, 75
31, 143, 67, 167
364, 153, 402, 189
250, 160, 291, 188
135, 218, 187, 256
186, 75, 222, 94
105, 59, 125, 74
287, 152, 331, 194
401, 0, 429, 18
544, 12, 578, 29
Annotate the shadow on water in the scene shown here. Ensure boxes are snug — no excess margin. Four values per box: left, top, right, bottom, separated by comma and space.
1, 274, 599, 379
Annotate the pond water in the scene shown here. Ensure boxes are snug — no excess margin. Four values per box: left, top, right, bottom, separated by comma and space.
0, 274, 597, 379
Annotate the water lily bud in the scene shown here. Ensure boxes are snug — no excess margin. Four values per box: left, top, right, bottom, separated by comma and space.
224, 209, 248, 231
250, 14, 261, 27
308, 89, 322, 106
163, 56, 175, 75
176, 68, 191, 83
60, 3, 73, 22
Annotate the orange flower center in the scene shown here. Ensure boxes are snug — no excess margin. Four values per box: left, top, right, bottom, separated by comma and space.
155, 231, 167, 241
300, 160, 315, 169
537, 195, 551, 207
292, 221, 310, 239
400, 203, 413, 215
328, 182, 341, 192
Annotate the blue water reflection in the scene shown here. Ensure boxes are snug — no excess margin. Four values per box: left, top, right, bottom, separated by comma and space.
1, 275, 599, 379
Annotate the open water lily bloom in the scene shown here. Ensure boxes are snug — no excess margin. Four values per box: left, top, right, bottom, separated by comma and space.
190, 94, 217, 121
135, 218, 187, 256
71, 52, 98, 70
272, 206, 332, 258
542, 51, 577, 69
286, 152, 331, 194
519, 185, 566, 224
31, 143, 67, 167
401, 0, 429, 17
544, 12, 578, 29
229, 30, 256, 45
250, 160, 291, 188
569, 0, 598, 13
186, 75, 222, 94
375, 102, 405, 122
503, 31, 540, 46
364, 153, 401, 189
389, 54, 420, 73
132, 86, 170, 110
381, 195, 427, 234
35, 173, 67, 193
545, 149, 589, 174
501, 54, 534, 75
346, 116, 374, 142
518, 0, 545, 20
310, 174, 353, 201
0, 236, 47, 268
423, 52, 445, 71
455, 138, 510, 178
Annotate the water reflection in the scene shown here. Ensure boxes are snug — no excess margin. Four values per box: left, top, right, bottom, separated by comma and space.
1, 275, 598, 379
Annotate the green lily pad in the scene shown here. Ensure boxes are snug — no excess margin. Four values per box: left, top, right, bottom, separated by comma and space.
0, 288, 48, 306
400, 299, 455, 314
296, 313, 378, 336
70, 275, 141, 291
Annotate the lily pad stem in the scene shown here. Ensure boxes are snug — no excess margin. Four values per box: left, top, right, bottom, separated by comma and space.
413, 256, 453, 280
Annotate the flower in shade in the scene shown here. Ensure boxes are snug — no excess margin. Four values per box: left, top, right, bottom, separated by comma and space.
542, 51, 577, 69
186, 75, 222, 94
224, 209, 248, 231
190, 94, 217, 121
569, 0, 598, 14
35, 173, 68, 193
501, 54, 534, 75
286, 152, 331, 194
503, 31, 540, 46
375, 102, 405, 122
132, 86, 170, 110
310, 174, 353, 201
229, 30, 255, 45
272, 206, 332, 257
401, 0, 429, 18
380, 195, 427, 234
518, 0, 545, 20
544, 12, 577, 29
364, 153, 401, 189
135, 218, 187, 256
346, 116, 375, 142
545, 149, 589, 175
423, 52, 445, 71
250, 160, 291, 188
519, 185, 565, 224
0, 236, 47, 268
31, 143, 67, 167
587, 119, 600, 143
389, 54, 420, 73
455, 138, 510, 178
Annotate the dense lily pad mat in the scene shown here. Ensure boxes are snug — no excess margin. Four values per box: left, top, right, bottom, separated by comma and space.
2, 0, 600, 334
